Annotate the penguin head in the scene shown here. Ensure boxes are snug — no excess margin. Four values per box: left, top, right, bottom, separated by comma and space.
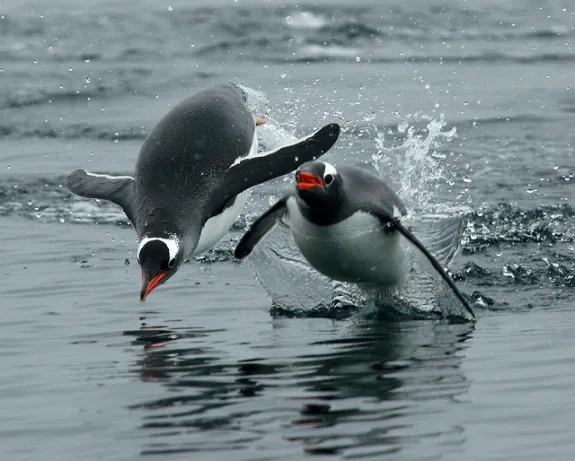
137, 236, 184, 301
295, 161, 341, 207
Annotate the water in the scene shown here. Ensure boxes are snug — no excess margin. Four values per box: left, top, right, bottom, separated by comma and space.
1, 0, 574, 459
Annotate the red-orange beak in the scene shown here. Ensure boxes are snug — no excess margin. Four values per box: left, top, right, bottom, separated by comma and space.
140, 271, 167, 302
297, 172, 323, 191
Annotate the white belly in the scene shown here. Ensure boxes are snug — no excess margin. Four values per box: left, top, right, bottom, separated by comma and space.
286, 199, 408, 287
193, 191, 248, 256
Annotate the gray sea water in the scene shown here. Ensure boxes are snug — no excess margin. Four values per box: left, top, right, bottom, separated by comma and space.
1, 0, 575, 459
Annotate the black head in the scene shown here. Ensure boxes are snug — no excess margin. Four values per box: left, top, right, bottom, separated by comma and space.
137, 237, 184, 301
295, 161, 342, 208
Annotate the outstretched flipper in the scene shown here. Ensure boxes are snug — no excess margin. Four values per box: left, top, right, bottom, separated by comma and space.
235, 196, 289, 259
212, 123, 340, 213
67, 170, 136, 226
368, 207, 475, 319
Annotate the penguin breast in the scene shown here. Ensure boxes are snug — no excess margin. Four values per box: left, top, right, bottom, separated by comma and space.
286, 200, 408, 287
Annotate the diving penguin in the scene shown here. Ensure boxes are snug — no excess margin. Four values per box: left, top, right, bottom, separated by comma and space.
234, 160, 474, 318
67, 83, 340, 300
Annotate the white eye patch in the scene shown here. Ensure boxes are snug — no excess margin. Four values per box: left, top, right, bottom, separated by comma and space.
322, 162, 338, 184
137, 236, 179, 264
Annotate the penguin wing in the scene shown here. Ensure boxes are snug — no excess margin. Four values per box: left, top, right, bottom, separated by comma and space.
67, 169, 136, 226
366, 206, 474, 319
234, 196, 289, 259
213, 123, 340, 213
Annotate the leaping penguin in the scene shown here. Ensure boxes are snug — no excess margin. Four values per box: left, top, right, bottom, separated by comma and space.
234, 160, 474, 318
67, 84, 340, 301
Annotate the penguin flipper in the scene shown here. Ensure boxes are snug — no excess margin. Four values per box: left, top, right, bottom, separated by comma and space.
67, 169, 136, 226
368, 207, 475, 319
214, 123, 340, 212
234, 196, 289, 259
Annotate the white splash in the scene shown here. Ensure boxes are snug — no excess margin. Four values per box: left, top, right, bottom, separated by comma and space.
371, 115, 457, 212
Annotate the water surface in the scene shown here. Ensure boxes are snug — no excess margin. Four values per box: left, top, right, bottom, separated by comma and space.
1, 0, 575, 459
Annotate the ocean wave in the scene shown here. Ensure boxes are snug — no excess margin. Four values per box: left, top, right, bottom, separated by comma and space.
1, 5, 572, 66
463, 203, 575, 252
272, 47, 575, 64
0, 123, 149, 141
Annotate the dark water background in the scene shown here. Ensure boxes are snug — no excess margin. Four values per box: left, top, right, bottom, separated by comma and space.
1, 0, 575, 459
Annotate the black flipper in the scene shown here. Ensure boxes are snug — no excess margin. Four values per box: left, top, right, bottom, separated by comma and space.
67, 169, 136, 226
368, 207, 475, 319
213, 123, 340, 213
234, 196, 289, 259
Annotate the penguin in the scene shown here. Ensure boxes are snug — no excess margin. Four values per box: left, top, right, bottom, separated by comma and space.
67, 83, 340, 301
234, 160, 474, 318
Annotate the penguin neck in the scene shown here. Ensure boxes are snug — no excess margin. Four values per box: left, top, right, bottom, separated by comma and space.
295, 194, 344, 226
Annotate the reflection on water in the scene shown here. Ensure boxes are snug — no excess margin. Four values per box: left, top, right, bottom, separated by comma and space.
125, 320, 474, 458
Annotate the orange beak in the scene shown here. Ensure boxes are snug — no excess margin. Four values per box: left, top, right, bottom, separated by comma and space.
140, 271, 167, 302
297, 172, 323, 191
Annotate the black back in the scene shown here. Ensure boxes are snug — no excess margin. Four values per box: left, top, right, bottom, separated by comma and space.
134, 83, 254, 236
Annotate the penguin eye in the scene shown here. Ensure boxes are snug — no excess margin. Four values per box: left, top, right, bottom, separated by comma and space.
324, 174, 334, 185
168, 258, 176, 269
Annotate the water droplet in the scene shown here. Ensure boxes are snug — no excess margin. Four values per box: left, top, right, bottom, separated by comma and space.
155, 94, 160, 99
59, 217, 65, 223
355, 56, 361, 62
35, 213, 42, 219
124, 258, 130, 266
68, 67, 73, 72
59, 85, 63, 90
554, 164, 559, 170
286, 15, 293, 24
424, 84, 430, 89
0, 68, 3, 72
91, 252, 96, 257
33, 59, 37, 64
27, 200, 32, 206
526, 186, 538, 194
463, 176, 472, 183
463, 101, 469, 106
168, 5, 173, 11
6, 165, 10, 170
85, 77, 91, 83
